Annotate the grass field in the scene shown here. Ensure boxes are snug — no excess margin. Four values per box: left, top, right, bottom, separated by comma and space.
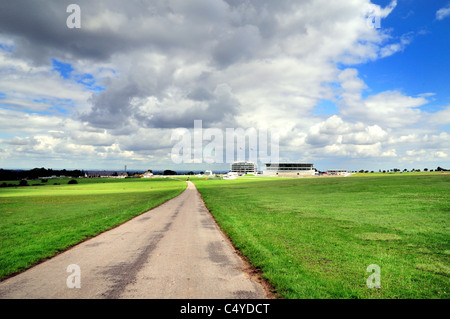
193, 174, 450, 299
0, 178, 186, 280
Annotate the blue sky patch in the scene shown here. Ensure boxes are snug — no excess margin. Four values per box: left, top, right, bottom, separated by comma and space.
51, 59, 74, 79
0, 43, 14, 52
51, 58, 105, 92
356, 0, 450, 110
314, 99, 339, 115
74, 73, 105, 92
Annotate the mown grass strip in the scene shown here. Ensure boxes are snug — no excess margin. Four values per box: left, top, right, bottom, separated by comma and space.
193, 174, 450, 299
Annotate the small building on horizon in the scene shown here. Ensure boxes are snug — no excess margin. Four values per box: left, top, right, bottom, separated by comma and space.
327, 169, 348, 176
143, 171, 154, 178
204, 170, 213, 176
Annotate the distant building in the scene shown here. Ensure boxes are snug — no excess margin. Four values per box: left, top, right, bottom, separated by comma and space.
230, 161, 258, 174
110, 172, 127, 179
143, 171, 154, 178
327, 169, 348, 176
204, 170, 213, 176
263, 163, 315, 177
223, 173, 237, 180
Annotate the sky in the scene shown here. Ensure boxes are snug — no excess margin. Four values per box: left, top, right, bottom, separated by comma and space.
0, 0, 449, 172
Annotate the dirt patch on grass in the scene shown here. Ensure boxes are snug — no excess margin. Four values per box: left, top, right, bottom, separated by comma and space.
415, 263, 450, 276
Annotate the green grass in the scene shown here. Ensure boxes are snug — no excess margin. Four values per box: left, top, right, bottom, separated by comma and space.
193, 174, 450, 299
0, 178, 186, 280
351, 171, 445, 177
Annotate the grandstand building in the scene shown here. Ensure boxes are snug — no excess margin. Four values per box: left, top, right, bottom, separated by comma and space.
263, 163, 315, 177
230, 161, 258, 174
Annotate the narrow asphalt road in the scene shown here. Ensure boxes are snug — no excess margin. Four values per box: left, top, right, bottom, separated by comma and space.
0, 181, 267, 299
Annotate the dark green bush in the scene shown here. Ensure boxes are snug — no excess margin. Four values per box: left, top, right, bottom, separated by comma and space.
19, 180, 29, 186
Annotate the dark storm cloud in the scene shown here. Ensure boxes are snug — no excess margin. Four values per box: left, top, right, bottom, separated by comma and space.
0, 0, 311, 132
0, 0, 219, 64
0, 0, 294, 63
82, 84, 141, 130
212, 25, 262, 68
0, 0, 261, 131
0, 0, 119, 63
137, 83, 240, 129
187, 87, 214, 102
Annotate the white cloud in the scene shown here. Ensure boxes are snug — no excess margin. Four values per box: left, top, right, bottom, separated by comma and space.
401, 149, 448, 163
381, 149, 397, 157
436, 3, 450, 20
305, 115, 391, 158
0, 52, 94, 116
84, 10, 128, 32
322, 142, 385, 158
342, 125, 388, 145
338, 69, 428, 127
425, 106, 450, 127
379, 32, 414, 58
435, 151, 448, 158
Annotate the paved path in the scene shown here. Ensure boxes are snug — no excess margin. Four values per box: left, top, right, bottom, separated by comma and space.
0, 181, 267, 299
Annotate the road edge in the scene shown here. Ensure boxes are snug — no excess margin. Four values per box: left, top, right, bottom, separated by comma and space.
191, 181, 280, 300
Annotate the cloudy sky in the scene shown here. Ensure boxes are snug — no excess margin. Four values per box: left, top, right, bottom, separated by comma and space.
0, 0, 449, 172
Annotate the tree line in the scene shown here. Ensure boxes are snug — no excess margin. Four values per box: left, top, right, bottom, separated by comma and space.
357, 166, 448, 173
0, 168, 85, 181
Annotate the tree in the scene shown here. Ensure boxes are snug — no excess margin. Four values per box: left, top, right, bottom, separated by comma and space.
19, 180, 28, 186
163, 170, 177, 175
424, 168, 428, 172
68, 179, 78, 184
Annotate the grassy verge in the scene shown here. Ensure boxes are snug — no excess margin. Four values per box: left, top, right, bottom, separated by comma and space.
350, 171, 447, 177
193, 174, 450, 299
0, 178, 186, 280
